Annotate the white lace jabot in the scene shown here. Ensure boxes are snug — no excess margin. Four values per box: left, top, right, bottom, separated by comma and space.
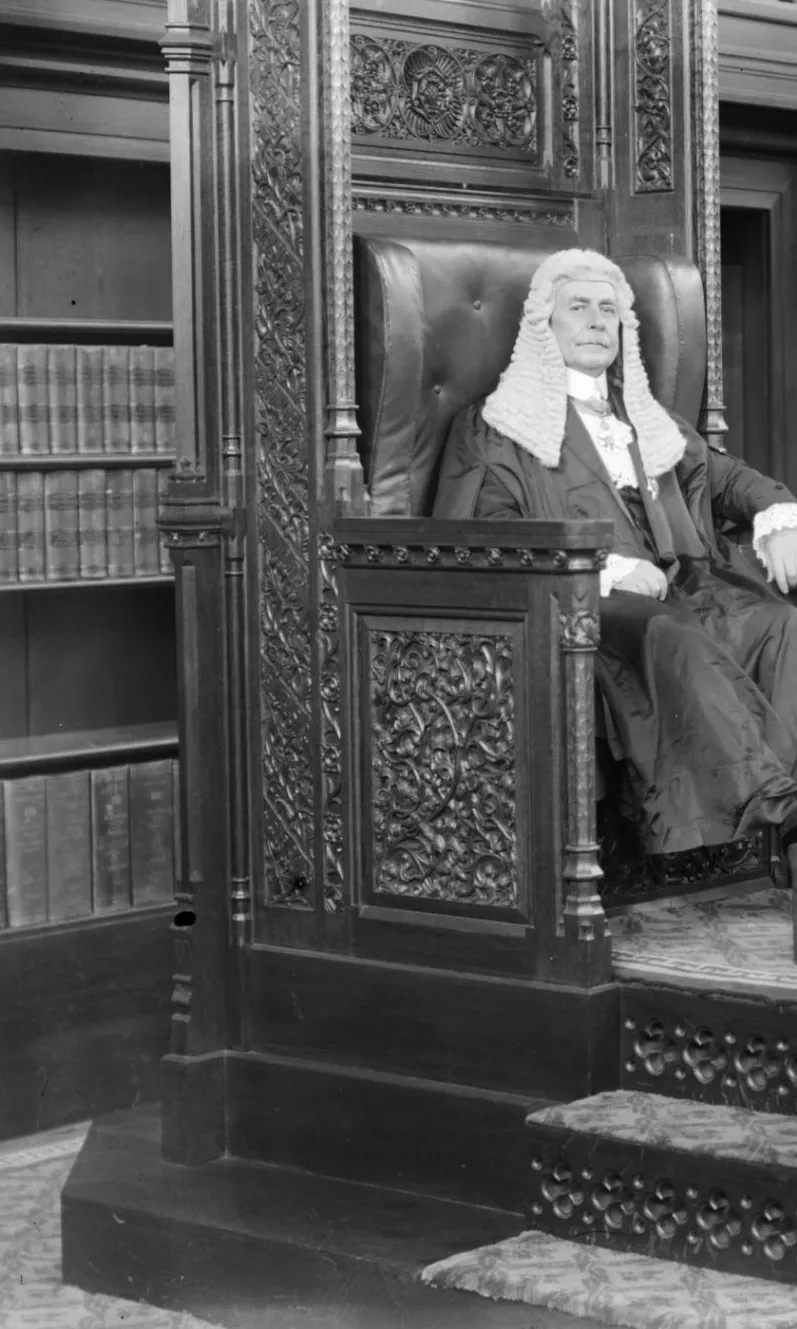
567, 369, 638, 492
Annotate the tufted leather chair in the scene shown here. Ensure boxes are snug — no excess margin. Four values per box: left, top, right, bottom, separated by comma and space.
353, 237, 707, 519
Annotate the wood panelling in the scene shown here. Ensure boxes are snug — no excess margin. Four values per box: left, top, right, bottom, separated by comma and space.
610, 0, 694, 256
719, 0, 797, 111
0, 152, 172, 320
721, 154, 797, 492
350, 0, 604, 247
245, 945, 620, 1101
0, 905, 172, 1140
0, 0, 167, 43
26, 585, 177, 735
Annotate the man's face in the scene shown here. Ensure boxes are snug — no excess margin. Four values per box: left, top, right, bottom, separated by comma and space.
549, 278, 620, 376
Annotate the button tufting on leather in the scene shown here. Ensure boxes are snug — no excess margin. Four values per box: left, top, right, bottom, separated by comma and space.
434, 384, 442, 394
473, 299, 482, 310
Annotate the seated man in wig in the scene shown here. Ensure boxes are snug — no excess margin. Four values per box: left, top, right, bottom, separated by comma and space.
434, 248, 797, 881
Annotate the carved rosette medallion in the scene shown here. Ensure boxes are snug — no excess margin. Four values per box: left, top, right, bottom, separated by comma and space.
368, 629, 518, 909
250, 0, 315, 903
633, 0, 673, 193
350, 32, 539, 157
560, 0, 579, 180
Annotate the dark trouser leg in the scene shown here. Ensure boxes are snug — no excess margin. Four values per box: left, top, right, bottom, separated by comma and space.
598, 591, 797, 855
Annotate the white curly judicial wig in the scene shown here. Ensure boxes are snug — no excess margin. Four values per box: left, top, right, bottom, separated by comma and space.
481, 248, 686, 478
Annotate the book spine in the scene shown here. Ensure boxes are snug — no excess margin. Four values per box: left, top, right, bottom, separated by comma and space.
78, 468, 107, 579
0, 345, 19, 456
158, 467, 172, 574
45, 770, 92, 923
102, 346, 130, 454
75, 346, 105, 454
133, 467, 159, 576
47, 344, 78, 455
90, 765, 131, 914
4, 775, 47, 927
0, 472, 18, 583
154, 347, 175, 455
105, 468, 135, 578
129, 346, 156, 455
44, 470, 80, 581
129, 759, 174, 906
17, 345, 49, 455
16, 471, 45, 582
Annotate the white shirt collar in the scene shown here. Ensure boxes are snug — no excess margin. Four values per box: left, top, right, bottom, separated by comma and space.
566, 368, 608, 402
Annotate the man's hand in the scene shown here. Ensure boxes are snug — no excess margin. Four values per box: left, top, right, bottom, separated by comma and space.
614, 561, 668, 599
760, 528, 797, 595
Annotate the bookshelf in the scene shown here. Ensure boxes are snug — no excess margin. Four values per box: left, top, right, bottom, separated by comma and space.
0, 7, 177, 1140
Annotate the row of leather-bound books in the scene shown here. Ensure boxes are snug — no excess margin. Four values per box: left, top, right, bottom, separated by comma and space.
0, 467, 171, 582
0, 344, 175, 455
0, 758, 178, 929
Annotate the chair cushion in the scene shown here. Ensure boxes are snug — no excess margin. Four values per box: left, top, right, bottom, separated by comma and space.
354, 237, 707, 518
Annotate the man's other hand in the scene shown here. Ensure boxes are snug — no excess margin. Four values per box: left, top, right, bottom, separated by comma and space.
761, 528, 797, 595
614, 561, 668, 599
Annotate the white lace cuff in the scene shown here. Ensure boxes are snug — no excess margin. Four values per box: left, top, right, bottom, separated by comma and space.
752, 503, 797, 566
600, 553, 643, 598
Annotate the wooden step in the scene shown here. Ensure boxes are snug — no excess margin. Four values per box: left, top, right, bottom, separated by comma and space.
619, 982, 797, 1116
525, 1090, 797, 1283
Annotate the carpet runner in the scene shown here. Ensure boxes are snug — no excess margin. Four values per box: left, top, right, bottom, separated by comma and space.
0, 1125, 217, 1328
611, 886, 797, 1000
421, 1229, 797, 1328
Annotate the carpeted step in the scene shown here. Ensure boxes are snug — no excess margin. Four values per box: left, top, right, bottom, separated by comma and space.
421, 1228, 797, 1328
524, 1089, 797, 1283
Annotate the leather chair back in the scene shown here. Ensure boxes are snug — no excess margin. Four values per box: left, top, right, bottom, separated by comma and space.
354, 237, 707, 518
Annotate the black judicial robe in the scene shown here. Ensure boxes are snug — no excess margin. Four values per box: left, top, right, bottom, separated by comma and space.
433, 396, 797, 854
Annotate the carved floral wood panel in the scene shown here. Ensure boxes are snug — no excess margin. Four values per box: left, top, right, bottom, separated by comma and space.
250, 0, 315, 904
368, 627, 518, 909
633, 0, 673, 193
350, 34, 541, 157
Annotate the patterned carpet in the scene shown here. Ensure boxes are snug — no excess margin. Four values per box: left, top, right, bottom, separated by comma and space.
529, 1088, 797, 1166
611, 886, 797, 999
0, 1124, 216, 1329
421, 1229, 797, 1328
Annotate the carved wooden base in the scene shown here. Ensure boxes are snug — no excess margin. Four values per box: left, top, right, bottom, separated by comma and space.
620, 983, 797, 1115
525, 1091, 797, 1282
61, 1106, 547, 1329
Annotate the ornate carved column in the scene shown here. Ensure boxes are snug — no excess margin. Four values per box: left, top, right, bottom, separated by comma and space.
320, 0, 366, 516
692, 0, 727, 444
559, 573, 611, 985
160, 0, 232, 1163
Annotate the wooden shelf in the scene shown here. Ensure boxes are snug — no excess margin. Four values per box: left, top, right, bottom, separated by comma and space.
0, 574, 174, 593
0, 719, 178, 776
0, 318, 173, 345
0, 454, 175, 470
0, 899, 173, 946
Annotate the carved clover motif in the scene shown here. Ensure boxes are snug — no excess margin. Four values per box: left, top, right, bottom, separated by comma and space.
751, 1201, 797, 1262
591, 1171, 635, 1231
696, 1189, 743, 1251
733, 1035, 780, 1094
541, 1161, 585, 1221
683, 1028, 728, 1086
633, 1019, 678, 1077
642, 1178, 689, 1240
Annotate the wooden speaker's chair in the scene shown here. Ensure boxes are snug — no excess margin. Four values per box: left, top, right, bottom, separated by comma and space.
353, 236, 774, 908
